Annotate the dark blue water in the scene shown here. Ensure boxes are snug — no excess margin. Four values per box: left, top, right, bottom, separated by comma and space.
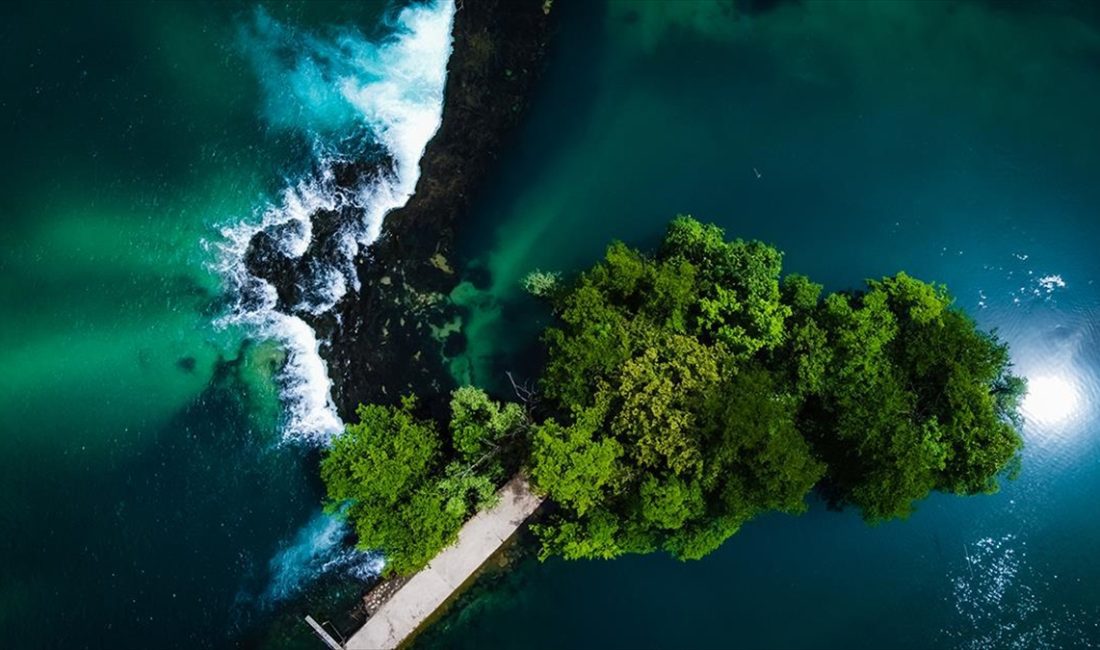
431, 1, 1100, 647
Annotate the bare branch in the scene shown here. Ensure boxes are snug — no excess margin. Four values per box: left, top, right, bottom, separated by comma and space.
506, 371, 538, 405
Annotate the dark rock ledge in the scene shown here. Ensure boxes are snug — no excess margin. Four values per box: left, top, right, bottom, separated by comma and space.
246, 0, 556, 422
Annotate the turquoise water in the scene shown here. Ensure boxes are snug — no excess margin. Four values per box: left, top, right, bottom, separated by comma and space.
0, 1, 453, 647
430, 1, 1100, 648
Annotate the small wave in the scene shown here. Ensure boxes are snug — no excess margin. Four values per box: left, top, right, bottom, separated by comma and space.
211, 0, 455, 445
263, 509, 384, 605
213, 174, 347, 441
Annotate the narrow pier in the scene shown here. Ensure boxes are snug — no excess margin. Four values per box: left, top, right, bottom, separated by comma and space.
344, 475, 544, 650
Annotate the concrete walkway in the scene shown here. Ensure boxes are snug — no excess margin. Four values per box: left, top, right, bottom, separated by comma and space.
345, 476, 543, 650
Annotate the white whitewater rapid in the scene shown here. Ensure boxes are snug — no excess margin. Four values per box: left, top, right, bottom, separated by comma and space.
214, 0, 455, 445
210, 0, 455, 601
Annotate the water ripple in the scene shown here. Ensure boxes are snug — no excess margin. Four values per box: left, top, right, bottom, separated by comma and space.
942, 534, 1099, 648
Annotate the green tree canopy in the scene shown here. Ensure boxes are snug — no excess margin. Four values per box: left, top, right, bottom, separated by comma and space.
530, 216, 1024, 561
320, 216, 1026, 575
789, 272, 1026, 520
320, 390, 517, 577
532, 216, 825, 561
449, 385, 528, 480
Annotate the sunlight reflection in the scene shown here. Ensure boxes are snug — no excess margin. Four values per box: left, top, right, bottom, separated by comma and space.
1022, 375, 1082, 427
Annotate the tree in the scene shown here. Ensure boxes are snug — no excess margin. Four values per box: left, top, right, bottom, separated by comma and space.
529, 404, 623, 518
529, 217, 1023, 561
530, 216, 823, 561
320, 390, 513, 577
660, 215, 790, 356
449, 385, 528, 480
320, 397, 438, 520
789, 272, 1025, 521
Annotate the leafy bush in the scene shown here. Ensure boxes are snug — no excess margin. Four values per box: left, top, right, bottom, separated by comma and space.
321, 390, 519, 577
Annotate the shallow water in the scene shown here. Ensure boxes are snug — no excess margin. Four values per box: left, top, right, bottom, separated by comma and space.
429, 1, 1100, 648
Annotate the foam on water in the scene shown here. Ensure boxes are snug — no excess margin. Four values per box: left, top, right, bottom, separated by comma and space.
263, 509, 385, 604
214, 173, 347, 441
212, 0, 455, 445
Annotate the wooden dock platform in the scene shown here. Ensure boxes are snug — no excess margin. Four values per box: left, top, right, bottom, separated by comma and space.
344, 475, 543, 649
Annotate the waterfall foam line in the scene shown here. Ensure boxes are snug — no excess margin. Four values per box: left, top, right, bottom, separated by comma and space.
210, 0, 455, 446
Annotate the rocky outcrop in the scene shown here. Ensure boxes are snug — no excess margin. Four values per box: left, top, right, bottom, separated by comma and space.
323, 0, 555, 419
243, 0, 553, 420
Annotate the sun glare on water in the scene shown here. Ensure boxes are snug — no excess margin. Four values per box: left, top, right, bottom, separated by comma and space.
1022, 375, 1082, 427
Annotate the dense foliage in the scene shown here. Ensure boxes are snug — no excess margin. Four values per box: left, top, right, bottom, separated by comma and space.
784, 272, 1026, 520
320, 389, 527, 576
322, 215, 1024, 573
529, 216, 1024, 560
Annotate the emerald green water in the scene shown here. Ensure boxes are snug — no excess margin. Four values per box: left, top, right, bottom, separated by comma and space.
0, 2, 437, 647
431, 1, 1100, 648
